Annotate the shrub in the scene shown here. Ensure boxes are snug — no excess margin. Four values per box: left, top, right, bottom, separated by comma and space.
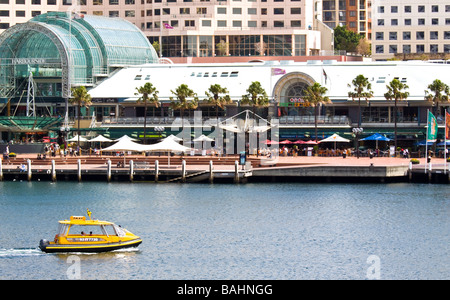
410, 158, 419, 164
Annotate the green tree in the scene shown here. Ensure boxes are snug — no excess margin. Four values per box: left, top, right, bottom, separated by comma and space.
425, 79, 449, 117
205, 84, 231, 122
170, 84, 199, 127
302, 82, 330, 143
334, 25, 362, 53
135, 82, 159, 144
384, 79, 409, 150
69, 86, 92, 148
348, 74, 374, 128
241, 81, 269, 113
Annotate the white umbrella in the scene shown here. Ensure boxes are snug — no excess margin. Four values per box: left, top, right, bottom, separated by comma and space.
100, 138, 145, 152
114, 135, 139, 142
163, 134, 183, 142
319, 133, 350, 150
67, 135, 88, 142
193, 134, 214, 142
141, 138, 191, 166
88, 135, 113, 142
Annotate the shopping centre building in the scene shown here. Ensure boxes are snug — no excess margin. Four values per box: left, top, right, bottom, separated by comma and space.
0, 12, 449, 150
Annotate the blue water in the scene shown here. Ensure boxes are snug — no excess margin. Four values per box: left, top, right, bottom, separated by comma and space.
0, 181, 448, 280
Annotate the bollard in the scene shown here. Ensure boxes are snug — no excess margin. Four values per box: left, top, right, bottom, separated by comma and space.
77, 159, 82, 182
27, 159, 32, 181
106, 159, 111, 182
129, 160, 134, 182
209, 160, 214, 183
408, 161, 412, 181
154, 160, 159, 183
234, 160, 239, 183
0, 157, 3, 181
51, 160, 56, 182
181, 159, 186, 183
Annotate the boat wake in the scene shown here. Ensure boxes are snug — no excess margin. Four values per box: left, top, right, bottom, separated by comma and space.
0, 248, 43, 258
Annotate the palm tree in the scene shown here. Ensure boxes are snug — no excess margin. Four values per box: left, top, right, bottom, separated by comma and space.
241, 81, 269, 113
425, 79, 449, 117
348, 74, 374, 128
69, 86, 92, 148
384, 78, 409, 151
302, 82, 330, 143
169, 84, 199, 128
204, 84, 231, 124
135, 82, 159, 144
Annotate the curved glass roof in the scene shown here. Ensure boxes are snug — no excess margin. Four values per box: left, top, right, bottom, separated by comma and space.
0, 12, 158, 90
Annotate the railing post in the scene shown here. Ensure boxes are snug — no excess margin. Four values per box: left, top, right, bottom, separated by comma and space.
155, 160, 159, 183
106, 159, 111, 182
77, 159, 82, 182
129, 160, 134, 182
181, 159, 186, 183
209, 160, 214, 183
51, 159, 56, 182
27, 159, 32, 182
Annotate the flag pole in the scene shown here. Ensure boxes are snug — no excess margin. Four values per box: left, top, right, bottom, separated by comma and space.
425, 109, 429, 174
445, 109, 448, 174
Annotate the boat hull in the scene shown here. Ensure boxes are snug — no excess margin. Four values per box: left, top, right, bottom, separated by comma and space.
39, 238, 142, 253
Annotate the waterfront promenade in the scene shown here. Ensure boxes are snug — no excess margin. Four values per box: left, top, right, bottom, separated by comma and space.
1, 153, 448, 183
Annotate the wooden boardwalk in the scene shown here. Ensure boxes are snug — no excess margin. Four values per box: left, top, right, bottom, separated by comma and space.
1, 154, 449, 183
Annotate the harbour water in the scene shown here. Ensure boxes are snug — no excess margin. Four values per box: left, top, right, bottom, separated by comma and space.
0, 181, 448, 280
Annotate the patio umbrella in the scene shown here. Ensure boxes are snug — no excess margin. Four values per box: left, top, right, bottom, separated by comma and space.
67, 135, 88, 142
88, 135, 113, 152
141, 138, 191, 166
360, 133, 391, 149
114, 135, 139, 142
293, 140, 306, 144
279, 140, 293, 144
163, 134, 183, 142
193, 134, 215, 155
264, 140, 279, 145
319, 134, 350, 150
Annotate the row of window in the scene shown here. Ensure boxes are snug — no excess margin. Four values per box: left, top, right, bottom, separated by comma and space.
375, 44, 450, 54
376, 31, 450, 41
377, 5, 450, 14
0, 0, 303, 4
377, 18, 450, 26
189, 71, 239, 77
143, 19, 302, 29
144, 7, 303, 16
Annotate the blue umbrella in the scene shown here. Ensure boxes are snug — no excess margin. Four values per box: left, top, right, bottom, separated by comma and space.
360, 133, 391, 141
360, 133, 391, 149
415, 140, 434, 146
437, 140, 450, 146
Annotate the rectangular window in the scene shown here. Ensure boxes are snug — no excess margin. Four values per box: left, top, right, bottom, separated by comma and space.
232, 8, 241, 14
180, 8, 190, 14
109, 0, 118, 4
217, 7, 226, 14
232, 20, 242, 27
16, 10, 25, 17
403, 32, 411, 40
389, 32, 397, 40
416, 32, 425, 40
202, 20, 211, 27
291, 20, 301, 27
248, 8, 257, 15
389, 45, 397, 54
404, 6, 411, 13
444, 31, 450, 40
404, 19, 411, 26
274, 21, 284, 27
274, 8, 284, 15
403, 45, 411, 54
418, 5, 425, 13
109, 11, 119, 17
248, 21, 257, 27
197, 7, 207, 14
416, 45, 424, 53
376, 45, 384, 53
430, 45, 439, 53
430, 31, 438, 40
375, 32, 384, 40
431, 5, 439, 13
47, 0, 56, 4
217, 20, 227, 27
291, 7, 301, 14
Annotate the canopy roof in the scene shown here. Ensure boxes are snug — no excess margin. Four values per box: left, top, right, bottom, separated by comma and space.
319, 133, 350, 143
142, 138, 191, 152
361, 133, 391, 141
100, 138, 145, 152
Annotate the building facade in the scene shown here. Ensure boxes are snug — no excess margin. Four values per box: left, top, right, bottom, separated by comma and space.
322, 0, 372, 40
0, 0, 334, 59
372, 0, 450, 60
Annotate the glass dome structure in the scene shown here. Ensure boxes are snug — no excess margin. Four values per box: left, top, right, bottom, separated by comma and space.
0, 12, 158, 99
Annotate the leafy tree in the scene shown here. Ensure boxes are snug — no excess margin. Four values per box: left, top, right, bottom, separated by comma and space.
205, 84, 232, 123
348, 74, 374, 128
334, 26, 362, 53
302, 82, 330, 143
241, 81, 269, 113
69, 86, 92, 147
135, 82, 159, 144
384, 79, 409, 150
170, 84, 199, 127
425, 79, 449, 117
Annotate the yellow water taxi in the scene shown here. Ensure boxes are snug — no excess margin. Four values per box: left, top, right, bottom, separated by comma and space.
39, 210, 142, 253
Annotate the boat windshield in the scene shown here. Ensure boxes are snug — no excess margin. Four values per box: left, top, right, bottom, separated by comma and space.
58, 223, 69, 236
113, 225, 126, 237
68, 224, 106, 236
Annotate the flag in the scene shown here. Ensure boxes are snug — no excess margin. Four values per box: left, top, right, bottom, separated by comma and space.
446, 110, 450, 140
87, 208, 92, 219
271, 68, 286, 76
322, 68, 328, 84
163, 23, 173, 29
427, 111, 438, 142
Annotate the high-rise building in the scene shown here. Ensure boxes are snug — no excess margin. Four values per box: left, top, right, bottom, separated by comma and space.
0, 0, 334, 59
371, 0, 450, 60
322, 0, 372, 40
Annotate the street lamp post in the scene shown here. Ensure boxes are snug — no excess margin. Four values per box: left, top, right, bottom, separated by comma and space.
353, 127, 363, 159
